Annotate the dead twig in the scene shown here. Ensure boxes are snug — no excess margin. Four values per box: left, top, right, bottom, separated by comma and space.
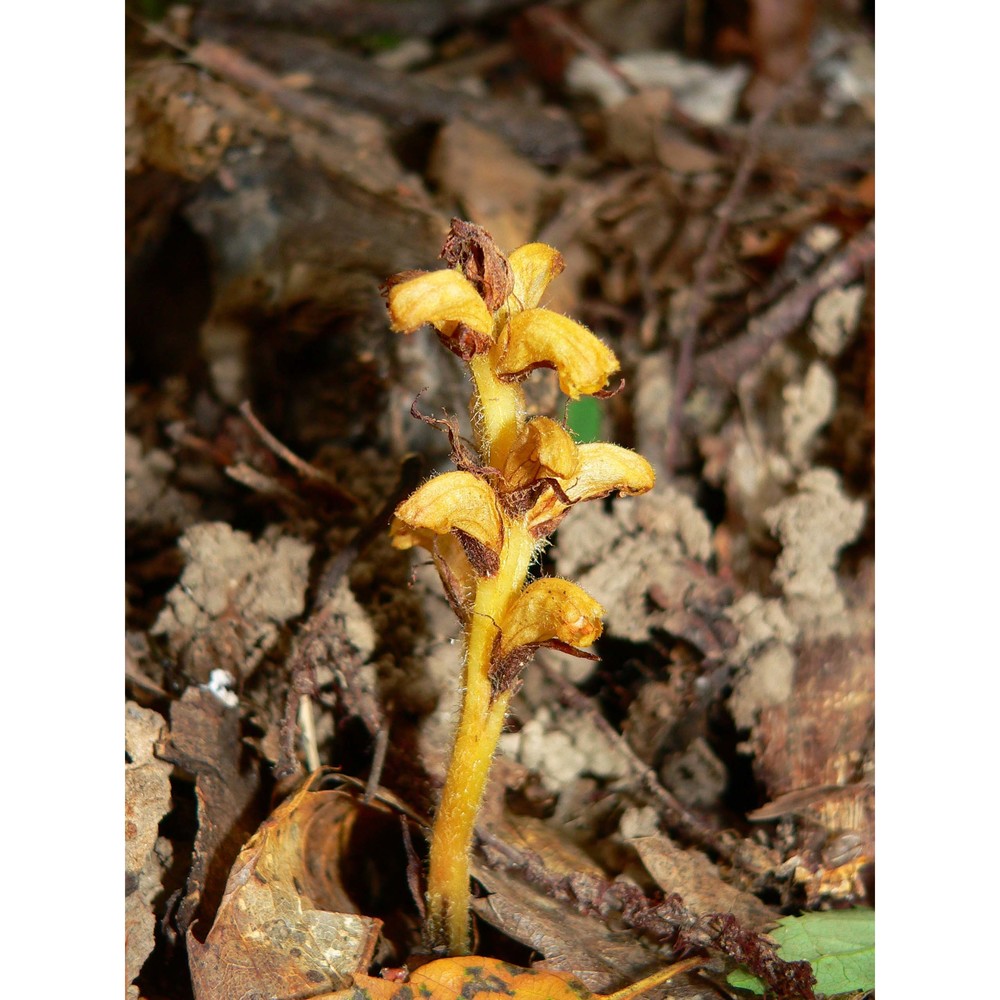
538, 660, 748, 871
694, 220, 874, 388
364, 724, 391, 805
276, 455, 424, 778
663, 61, 809, 475
238, 401, 346, 492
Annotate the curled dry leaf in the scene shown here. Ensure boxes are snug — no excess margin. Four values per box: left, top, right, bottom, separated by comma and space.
188, 777, 382, 1000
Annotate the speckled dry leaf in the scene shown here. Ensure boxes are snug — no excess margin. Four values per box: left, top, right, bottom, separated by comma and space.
322, 954, 704, 1000
188, 777, 381, 1000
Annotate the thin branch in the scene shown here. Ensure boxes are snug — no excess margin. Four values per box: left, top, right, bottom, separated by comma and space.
538, 660, 750, 871
694, 220, 874, 388
663, 45, 845, 475
238, 401, 345, 490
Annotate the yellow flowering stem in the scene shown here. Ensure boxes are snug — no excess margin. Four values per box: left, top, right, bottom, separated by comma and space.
469, 354, 523, 471
424, 515, 537, 955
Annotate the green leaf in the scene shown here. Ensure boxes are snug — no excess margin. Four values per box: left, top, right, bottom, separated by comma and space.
726, 909, 874, 997
567, 396, 602, 443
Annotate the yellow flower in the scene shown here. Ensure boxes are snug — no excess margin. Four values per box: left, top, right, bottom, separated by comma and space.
385, 221, 658, 956
386, 241, 619, 397
501, 243, 565, 313
489, 578, 604, 695
522, 441, 656, 537
499, 577, 604, 654
391, 471, 503, 577
494, 309, 619, 399
501, 417, 580, 493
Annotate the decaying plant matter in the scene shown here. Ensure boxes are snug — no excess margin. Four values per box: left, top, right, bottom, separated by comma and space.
383, 220, 654, 955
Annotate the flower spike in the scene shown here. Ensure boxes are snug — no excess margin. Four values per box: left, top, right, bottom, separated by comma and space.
383, 221, 653, 956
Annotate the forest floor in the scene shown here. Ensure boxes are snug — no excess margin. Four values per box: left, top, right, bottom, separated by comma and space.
126, 4, 874, 998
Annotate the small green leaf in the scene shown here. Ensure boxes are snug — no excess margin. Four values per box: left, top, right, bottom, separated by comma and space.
727, 909, 874, 997
567, 396, 601, 443
726, 967, 766, 994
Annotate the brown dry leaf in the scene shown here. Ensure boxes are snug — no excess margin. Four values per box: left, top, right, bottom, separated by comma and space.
620, 809, 775, 931
473, 864, 664, 994
429, 119, 552, 255
160, 686, 265, 936
152, 522, 313, 683
474, 789, 659, 990
188, 777, 382, 1000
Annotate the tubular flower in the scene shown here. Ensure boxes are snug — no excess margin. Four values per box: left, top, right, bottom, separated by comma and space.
386, 223, 620, 401
383, 220, 654, 957
496, 309, 620, 399
501, 417, 579, 493
523, 441, 656, 537
490, 578, 604, 697
391, 470, 504, 577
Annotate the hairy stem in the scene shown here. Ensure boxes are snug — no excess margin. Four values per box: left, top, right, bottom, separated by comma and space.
469, 354, 522, 470
424, 507, 536, 954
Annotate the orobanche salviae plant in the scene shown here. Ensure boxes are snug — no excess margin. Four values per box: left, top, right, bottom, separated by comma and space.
383, 221, 654, 956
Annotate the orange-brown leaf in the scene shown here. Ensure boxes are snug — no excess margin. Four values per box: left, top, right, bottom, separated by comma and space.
331, 955, 704, 1000
334, 957, 598, 1000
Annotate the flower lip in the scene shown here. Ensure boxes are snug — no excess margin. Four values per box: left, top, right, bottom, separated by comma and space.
385, 268, 495, 345
488, 577, 604, 697
522, 443, 655, 537
564, 443, 656, 503
391, 471, 504, 575
498, 577, 604, 658
496, 309, 620, 399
